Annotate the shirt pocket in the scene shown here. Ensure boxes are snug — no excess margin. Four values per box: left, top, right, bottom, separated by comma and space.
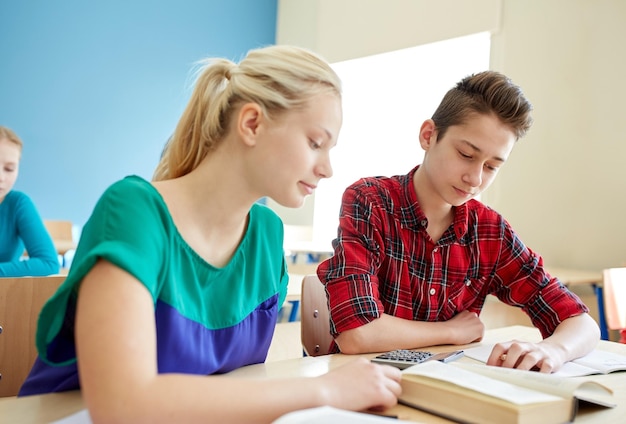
445, 275, 491, 316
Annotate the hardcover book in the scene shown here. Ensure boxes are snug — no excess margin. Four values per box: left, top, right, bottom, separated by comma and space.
399, 361, 614, 424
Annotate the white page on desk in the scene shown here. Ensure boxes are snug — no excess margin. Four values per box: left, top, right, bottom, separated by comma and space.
573, 349, 626, 373
272, 406, 411, 423
51, 409, 92, 424
463, 344, 599, 377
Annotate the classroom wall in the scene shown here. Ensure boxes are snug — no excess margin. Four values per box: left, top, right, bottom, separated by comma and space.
276, 0, 626, 272
486, 0, 626, 272
0, 0, 277, 228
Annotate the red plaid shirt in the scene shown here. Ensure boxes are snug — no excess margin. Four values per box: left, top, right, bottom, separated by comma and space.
318, 166, 587, 352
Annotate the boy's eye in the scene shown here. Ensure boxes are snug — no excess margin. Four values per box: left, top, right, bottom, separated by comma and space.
459, 151, 471, 159
309, 139, 322, 149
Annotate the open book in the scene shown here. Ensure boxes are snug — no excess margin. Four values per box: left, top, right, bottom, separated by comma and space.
464, 344, 626, 377
399, 361, 614, 424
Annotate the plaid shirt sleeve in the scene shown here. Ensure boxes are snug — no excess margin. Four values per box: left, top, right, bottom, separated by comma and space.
317, 181, 400, 336
490, 218, 589, 338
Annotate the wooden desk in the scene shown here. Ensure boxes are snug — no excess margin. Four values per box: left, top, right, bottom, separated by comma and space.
230, 325, 626, 423
0, 391, 84, 423
2, 326, 625, 423
0, 276, 66, 397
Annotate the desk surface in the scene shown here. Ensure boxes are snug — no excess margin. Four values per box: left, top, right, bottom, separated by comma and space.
230, 325, 626, 423
2, 326, 625, 423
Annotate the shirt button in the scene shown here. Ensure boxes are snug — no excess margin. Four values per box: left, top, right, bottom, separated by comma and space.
433, 247, 438, 253
465, 279, 471, 286
421, 220, 428, 227
429, 288, 436, 295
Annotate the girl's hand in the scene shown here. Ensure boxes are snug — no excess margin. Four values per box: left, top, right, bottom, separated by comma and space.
316, 358, 402, 411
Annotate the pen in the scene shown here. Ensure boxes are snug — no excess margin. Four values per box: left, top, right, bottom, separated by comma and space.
430, 350, 465, 363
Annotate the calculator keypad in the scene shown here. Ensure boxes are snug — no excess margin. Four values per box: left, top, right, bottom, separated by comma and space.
377, 349, 433, 362
371, 349, 434, 369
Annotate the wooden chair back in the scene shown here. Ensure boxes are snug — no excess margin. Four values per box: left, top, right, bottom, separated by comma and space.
44, 219, 76, 255
300, 274, 333, 356
43, 220, 73, 242
603, 267, 626, 330
0, 275, 65, 397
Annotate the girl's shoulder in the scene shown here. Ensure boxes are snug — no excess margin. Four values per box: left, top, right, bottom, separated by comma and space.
105, 175, 157, 197
4, 190, 33, 203
96, 175, 166, 213
1, 190, 37, 214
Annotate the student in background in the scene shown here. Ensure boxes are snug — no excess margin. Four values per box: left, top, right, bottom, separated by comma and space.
19, 45, 401, 422
318, 71, 600, 373
0, 126, 59, 277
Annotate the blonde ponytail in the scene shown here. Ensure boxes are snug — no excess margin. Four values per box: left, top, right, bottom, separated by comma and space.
153, 45, 341, 181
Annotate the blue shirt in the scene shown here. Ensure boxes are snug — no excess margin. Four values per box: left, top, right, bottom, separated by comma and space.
0, 190, 59, 277
19, 176, 289, 395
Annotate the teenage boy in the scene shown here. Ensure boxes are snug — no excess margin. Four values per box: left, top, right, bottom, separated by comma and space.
318, 71, 600, 373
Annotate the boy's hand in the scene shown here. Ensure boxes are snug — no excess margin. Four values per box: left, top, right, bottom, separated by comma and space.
487, 340, 566, 373
444, 310, 485, 345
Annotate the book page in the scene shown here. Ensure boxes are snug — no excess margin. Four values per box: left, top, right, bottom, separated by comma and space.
463, 344, 603, 377
573, 349, 626, 374
452, 362, 613, 405
402, 361, 564, 405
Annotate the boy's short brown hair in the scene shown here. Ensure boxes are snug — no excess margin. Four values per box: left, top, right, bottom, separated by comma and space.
431, 71, 533, 141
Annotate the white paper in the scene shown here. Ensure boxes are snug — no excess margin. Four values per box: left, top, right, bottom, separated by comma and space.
272, 406, 411, 423
463, 344, 626, 377
51, 409, 92, 424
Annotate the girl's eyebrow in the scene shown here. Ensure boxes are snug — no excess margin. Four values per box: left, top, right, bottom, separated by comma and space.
315, 125, 338, 147
460, 139, 506, 163
315, 125, 332, 140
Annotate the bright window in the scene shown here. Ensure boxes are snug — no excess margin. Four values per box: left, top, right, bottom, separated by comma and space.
312, 32, 491, 246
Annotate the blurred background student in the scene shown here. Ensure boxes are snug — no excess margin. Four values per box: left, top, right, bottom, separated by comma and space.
0, 126, 59, 277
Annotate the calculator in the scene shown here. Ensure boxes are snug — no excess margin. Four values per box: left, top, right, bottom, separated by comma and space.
371, 349, 434, 369
371, 349, 464, 369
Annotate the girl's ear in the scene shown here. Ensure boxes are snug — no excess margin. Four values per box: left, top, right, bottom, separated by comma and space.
238, 103, 264, 147
418, 119, 438, 151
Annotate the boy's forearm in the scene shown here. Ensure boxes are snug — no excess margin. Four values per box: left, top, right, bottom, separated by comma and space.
540, 313, 600, 362
334, 314, 470, 354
